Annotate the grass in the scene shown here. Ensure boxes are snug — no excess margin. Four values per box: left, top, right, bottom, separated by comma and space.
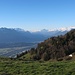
0, 57, 75, 75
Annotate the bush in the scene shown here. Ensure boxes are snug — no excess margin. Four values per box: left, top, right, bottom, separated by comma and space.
32, 54, 41, 60
43, 52, 50, 61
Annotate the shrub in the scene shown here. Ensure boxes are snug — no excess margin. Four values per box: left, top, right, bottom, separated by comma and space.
43, 52, 50, 61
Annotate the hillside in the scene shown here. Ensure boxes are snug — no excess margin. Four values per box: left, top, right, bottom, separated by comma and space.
0, 29, 75, 75
20, 29, 75, 61
0, 57, 75, 75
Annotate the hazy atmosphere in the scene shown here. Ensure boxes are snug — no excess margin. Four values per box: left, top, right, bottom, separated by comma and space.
0, 0, 75, 31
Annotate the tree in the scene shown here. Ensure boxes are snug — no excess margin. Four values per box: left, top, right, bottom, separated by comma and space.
43, 52, 50, 61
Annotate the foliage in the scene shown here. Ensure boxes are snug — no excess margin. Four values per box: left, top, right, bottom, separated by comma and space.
25, 29, 75, 61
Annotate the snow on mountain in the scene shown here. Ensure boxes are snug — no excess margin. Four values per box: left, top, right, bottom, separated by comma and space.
0, 26, 74, 44
58, 26, 75, 31
48, 26, 75, 32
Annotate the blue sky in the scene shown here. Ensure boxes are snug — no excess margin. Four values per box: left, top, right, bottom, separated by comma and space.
0, 0, 75, 31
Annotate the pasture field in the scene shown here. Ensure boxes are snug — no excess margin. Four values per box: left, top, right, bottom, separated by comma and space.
0, 57, 75, 75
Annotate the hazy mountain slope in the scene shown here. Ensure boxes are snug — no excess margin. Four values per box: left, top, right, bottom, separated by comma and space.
0, 28, 45, 43
0, 27, 75, 48
32, 29, 68, 37
0, 28, 69, 44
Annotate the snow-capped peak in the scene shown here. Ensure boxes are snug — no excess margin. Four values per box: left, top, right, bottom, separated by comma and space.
49, 26, 75, 32
59, 26, 75, 31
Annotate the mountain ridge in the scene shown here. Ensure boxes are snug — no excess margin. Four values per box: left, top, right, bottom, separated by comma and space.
0, 27, 74, 48
0, 27, 70, 44
20, 29, 75, 61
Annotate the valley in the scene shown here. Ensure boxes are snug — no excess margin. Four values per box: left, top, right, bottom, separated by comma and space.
0, 44, 37, 58
0, 29, 75, 75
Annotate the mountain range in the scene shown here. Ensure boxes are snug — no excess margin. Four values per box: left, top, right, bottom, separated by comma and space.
0, 27, 75, 48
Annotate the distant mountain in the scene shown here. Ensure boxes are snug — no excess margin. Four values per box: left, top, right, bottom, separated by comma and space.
0, 28, 45, 43
32, 29, 68, 37
33, 26, 75, 37
0, 27, 74, 48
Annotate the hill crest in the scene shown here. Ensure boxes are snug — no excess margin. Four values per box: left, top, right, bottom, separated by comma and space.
20, 29, 75, 61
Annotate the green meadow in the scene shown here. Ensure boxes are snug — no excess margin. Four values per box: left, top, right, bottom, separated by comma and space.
0, 57, 75, 75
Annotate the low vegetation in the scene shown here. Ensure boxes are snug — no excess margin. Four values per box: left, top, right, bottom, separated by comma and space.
0, 57, 75, 75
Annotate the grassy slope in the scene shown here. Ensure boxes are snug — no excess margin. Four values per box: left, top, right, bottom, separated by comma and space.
0, 57, 75, 75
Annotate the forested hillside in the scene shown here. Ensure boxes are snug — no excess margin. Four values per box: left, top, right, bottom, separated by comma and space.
21, 29, 75, 61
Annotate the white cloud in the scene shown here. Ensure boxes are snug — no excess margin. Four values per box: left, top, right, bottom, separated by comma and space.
48, 26, 75, 32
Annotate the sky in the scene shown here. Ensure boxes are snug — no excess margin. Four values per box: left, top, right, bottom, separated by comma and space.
0, 0, 75, 31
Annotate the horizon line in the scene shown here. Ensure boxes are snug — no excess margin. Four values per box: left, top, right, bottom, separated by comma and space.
0, 26, 75, 32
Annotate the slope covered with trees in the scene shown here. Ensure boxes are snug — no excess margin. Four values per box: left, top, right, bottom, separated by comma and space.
21, 29, 75, 61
